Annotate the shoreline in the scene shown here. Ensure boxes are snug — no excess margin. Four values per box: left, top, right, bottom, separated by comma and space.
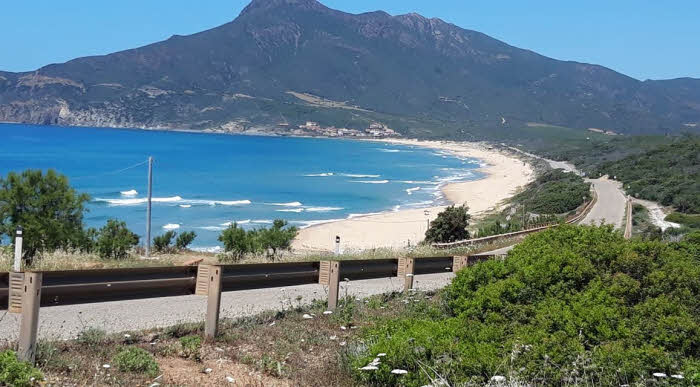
292, 139, 534, 252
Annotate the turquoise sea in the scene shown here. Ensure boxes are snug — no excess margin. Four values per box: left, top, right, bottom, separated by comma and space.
0, 123, 482, 250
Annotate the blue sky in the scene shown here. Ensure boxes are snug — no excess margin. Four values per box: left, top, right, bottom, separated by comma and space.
1, 0, 698, 80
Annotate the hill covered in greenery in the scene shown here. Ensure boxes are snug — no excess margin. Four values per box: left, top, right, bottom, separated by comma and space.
596, 138, 699, 213
349, 225, 700, 386
1, 0, 699, 136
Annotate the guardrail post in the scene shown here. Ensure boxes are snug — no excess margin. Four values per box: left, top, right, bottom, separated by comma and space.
18, 272, 42, 363
319, 261, 341, 309
452, 256, 469, 273
204, 266, 222, 340
398, 258, 415, 292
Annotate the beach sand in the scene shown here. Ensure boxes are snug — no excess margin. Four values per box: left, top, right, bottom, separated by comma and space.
292, 139, 534, 252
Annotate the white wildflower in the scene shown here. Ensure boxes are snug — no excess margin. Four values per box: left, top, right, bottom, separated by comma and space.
359, 365, 378, 371
653, 372, 667, 378
391, 369, 408, 375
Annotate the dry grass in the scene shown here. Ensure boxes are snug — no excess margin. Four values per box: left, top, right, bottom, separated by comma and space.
0, 290, 441, 386
1, 237, 518, 272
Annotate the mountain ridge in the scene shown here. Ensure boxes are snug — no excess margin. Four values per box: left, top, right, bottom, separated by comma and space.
0, 0, 698, 137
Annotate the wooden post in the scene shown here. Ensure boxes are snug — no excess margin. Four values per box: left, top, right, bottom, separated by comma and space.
204, 266, 222, 340
18, 272, 42, 363
327, 261, 341, 310
398, 258, 415, 292
452, 256, 469, 272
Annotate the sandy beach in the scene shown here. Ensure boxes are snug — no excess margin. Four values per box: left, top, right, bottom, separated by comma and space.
292, 139, 534, 252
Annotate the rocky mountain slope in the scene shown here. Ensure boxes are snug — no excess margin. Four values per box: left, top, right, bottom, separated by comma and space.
1, 0, 699, 137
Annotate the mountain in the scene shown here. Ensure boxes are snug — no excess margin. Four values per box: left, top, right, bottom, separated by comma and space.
1, 0, 699, 137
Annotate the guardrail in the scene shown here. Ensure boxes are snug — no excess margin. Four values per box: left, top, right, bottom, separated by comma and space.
0, 254, 494, 363
432, 188, 598, 248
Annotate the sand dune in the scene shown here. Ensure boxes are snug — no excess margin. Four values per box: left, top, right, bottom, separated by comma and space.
292, 140, 534, 252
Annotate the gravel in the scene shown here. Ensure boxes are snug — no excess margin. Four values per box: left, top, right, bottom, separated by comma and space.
0, 272, 454, 341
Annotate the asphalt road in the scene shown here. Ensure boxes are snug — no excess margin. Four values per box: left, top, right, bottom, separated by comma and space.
0, 272, 454, 342
581, 178, 626, 229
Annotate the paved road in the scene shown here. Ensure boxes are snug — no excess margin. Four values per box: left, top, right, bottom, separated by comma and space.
0, 272, 454, 341
581, 178, 627, 229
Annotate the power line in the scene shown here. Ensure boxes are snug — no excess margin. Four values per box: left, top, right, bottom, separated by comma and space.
70, 159, 149, 180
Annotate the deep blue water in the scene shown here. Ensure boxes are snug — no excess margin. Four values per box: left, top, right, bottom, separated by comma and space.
0, 123, 482, 250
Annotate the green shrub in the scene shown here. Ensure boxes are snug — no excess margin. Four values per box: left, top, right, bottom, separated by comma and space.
96, 219, 139, 259
113, 347, 159, 377
179, 335, 202, 359
0, 350, 43, 387
218, 220, 298, 261
175, 231, 197, 250
76, 327, 107, 347
512, 169, 590, 214
666, 212, 700, 229
0, 169, 90, 262
350, 225, 700, 386
425, 205, 470, 243
153, 231, 176, 253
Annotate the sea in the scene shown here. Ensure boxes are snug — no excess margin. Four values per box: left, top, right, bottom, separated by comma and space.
0, 123, 483, 250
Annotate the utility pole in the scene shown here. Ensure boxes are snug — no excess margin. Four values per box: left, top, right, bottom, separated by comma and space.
13, 226, 23, 272
145, 157, 153, 258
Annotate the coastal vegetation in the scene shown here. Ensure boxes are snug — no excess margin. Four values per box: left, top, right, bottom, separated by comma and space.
0, 169, 90, 262
424, 205, 470, 243
218, 220, 298, 262
94, 219, 140, 260
596, 137, 699, 213
473, 169, 589, 238
348, 225, 700, 386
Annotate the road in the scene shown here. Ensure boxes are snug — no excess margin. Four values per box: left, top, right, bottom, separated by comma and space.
580, 178, 627, 229
0, 272, 454, 341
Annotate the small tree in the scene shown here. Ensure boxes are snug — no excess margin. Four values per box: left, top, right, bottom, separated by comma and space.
257, 219, 298, 260
153, 231, 176, 253
218, 223, 255, 260
425, 205, 471, 243
175, 231, 197, 250
0, 169, 89, 262
96, 219, 139, 260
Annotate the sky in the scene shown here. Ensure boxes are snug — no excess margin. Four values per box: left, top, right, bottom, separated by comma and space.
1, 0, 698, 81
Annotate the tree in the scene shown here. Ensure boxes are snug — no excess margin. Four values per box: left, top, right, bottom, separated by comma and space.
96, 219, 139, 260
257, 220, 298, 260
153, 231, 176, 253
424, 205, 470, 243
175, 231, 197, 250
218, 222, 257, 260
0, 169, 90, 262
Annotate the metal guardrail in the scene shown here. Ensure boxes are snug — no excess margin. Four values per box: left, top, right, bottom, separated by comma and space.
2, 254, 502, 363
433, 188, 598, 248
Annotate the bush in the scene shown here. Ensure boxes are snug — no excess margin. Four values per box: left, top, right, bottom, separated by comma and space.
153, 231, 176, 253
179, 335, 202, 359
0, 169, 90, 262
350, 225, 700, 386
218, 220, 298, 261
512, 169, 591, 214
96, 219, 139, 260
175, 231, 197, 250
0, 350, 43, 387
424, 205, 470, 243
113, 347, 159, 377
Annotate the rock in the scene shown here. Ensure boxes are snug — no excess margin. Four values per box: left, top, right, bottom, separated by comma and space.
203, 368, 213, 374
302, 314, 313, 319
491, 375, 506, 382
226, 376, 235, 383
323, 310, 333, 315
102, 364, 110, 369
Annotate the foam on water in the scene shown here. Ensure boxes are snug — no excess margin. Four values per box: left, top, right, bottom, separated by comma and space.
406, 187, 421, 195
163, 223, 180, 230
277, 208, 304, 213
340, 173, 380, 178
266, 201, 303, 207
304, 206, 344, 212
95, 196, 250, 207
351, 180, 389, 184
120, 189, 138, 196
304, 172, 334, 177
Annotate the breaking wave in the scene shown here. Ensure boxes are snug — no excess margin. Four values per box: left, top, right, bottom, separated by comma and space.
350, 180, 389, 184
304, 172, 334, 177
120, 189, 138, 196
163, 223, 180, 230
406, 187, 421, 195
